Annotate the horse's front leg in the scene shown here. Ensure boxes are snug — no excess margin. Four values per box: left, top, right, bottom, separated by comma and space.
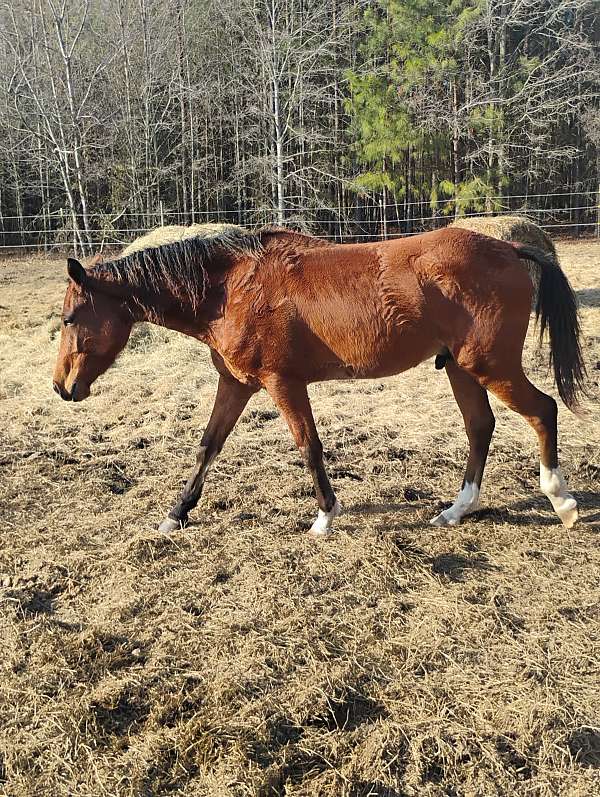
158, 374, 256, 532
266, 376, 341, 537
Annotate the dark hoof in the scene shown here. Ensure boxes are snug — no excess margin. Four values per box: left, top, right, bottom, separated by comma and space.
158, 517, 185, 533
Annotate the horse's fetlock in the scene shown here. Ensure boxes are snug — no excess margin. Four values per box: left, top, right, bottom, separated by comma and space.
169, 509, 188, 523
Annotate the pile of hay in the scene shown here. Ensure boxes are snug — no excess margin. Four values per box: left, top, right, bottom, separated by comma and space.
82, 223, 248, 268
120, 222, 247, 257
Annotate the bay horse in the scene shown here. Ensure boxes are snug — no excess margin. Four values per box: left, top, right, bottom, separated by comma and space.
52, 226, 586, 535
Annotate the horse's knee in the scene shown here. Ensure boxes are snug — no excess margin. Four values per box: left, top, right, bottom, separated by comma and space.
474, 411, 495, 438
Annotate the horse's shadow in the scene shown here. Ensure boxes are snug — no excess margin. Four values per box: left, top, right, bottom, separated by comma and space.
346, 490, 600, 531
576, 287, 600, 308
349, 501, 415, 517
342, 506, 499, 581
430, 551, 498, 581
507, 491, 600, 530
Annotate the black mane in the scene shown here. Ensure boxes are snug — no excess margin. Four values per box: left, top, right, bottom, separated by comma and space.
94, 228, 262, 314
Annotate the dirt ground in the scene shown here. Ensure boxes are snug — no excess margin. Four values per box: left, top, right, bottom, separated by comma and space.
0, 239, 599, 797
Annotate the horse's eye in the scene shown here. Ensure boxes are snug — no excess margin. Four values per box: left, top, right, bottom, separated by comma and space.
63, 315, 75, 326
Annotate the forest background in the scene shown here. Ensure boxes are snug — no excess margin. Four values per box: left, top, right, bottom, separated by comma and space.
0, 0, 598, 253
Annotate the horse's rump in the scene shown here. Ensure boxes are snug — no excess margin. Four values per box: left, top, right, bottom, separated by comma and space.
400, 229, 535, 369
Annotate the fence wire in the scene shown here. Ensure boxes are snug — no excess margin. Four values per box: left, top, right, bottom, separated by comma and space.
0, 192, 598, 251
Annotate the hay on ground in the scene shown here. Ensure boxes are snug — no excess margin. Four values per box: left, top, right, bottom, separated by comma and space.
0, 241, 599, 796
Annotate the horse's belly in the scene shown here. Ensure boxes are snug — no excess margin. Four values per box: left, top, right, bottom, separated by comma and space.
315, 320, 440, 381
300, 270, 438, 380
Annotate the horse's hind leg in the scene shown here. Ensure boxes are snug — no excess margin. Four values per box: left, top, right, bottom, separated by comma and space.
431, 360, 495, 526
472, 368, 578, 528
265, 376, 340, 536
158, 374, 256, 532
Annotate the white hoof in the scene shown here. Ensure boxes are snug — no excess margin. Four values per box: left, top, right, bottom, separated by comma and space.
540, 466, 578, 529
556, 497, 578, 529
308, 499, 341, 538
158, 517, 183, 533
430, 510, 461, 527
430, 482, 479, 528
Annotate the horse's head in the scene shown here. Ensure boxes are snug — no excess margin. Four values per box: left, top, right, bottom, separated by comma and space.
52, 258, 133, 402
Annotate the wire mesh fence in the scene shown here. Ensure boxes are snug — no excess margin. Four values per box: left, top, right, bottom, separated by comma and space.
0, 191, 598, 252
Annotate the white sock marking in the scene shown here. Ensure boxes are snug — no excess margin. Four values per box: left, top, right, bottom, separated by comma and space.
309, 499, 342, 536
430, 482, 480, 527
540, 464, 578, 527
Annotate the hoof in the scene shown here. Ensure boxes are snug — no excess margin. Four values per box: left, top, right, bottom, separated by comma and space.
307, 525, 332, 540
430, 510, 460, 528
558, 499, 578, 530
158, 517, 185, 533
307, 499, 342, 538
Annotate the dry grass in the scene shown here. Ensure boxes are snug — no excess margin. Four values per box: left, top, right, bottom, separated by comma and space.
0, 240, 599, 797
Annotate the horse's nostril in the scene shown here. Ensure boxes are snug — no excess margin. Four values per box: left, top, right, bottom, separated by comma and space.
71, 382, 78, 401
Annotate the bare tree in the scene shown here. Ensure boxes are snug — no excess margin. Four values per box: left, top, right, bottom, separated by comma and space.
0, 0, 597, 249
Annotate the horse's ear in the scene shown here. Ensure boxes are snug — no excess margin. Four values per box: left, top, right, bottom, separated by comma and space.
67, 258, 87, 286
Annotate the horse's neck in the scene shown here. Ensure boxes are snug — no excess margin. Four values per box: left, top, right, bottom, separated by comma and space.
130, 278, 221, 341
98, 246, 232, 337
130, 293, 197, 334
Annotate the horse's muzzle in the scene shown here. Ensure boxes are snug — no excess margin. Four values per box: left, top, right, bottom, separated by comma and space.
53, 381, 77, 401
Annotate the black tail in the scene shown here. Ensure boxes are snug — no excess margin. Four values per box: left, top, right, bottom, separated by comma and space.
513, 243, 587, 411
